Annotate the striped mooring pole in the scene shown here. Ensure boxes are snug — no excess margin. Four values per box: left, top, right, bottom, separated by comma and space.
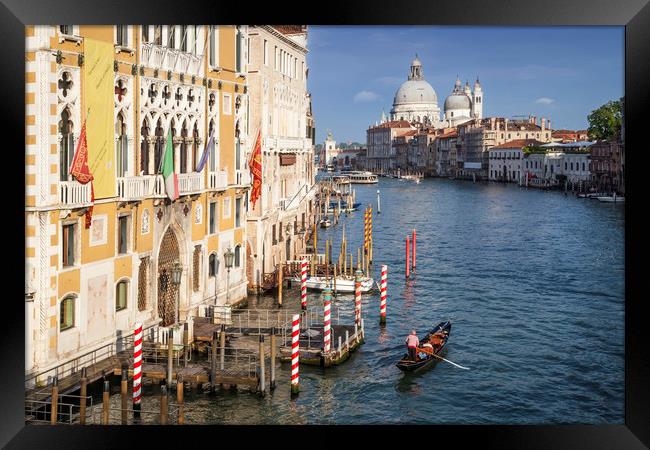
412, 229, 417, 271
405, 236, 410, 279
323, 286, 332, 353
379, 265, 387, 324
291, 314, 300, 395
300, 258, 308, 310
354, 268, 362, 327
133, 322, 143, 420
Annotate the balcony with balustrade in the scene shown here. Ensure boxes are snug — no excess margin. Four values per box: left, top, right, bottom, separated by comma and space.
208, 170, 228, 191
58, 181, 92, 208
234, 169, 251, 188
116, 175, 158, 201
140, 43, 203, 77
178, 172, 204, 195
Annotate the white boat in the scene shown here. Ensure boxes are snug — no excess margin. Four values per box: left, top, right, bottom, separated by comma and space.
597, 195, 625, 203
289, 276, 375, 293
345, 171, 378, 184
319, 218, 332, 228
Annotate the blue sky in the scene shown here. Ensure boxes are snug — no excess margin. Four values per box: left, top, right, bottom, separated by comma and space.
306, 26, 624, 144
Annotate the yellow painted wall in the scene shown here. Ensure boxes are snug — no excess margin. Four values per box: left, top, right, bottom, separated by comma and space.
58, 268, 80, 298
207, 234, 219, 253
219, 191, 234, 230
192, 195, 207, 241
234, 228, 243, 245
136, 200, 154, 253
80, 203, 116, 264
114, 255, 132, 280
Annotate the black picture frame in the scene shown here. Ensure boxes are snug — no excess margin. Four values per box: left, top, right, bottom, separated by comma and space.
3, 0, 648, 448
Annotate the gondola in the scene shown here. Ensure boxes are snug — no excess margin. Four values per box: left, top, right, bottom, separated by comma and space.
396, 321, 452, 372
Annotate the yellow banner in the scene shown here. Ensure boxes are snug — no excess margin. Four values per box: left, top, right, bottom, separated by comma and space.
84, 38, 115, 199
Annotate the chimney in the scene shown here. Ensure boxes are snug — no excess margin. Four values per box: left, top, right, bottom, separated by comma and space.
490, 117, 495, 130
547, 119, 551, 130
505, 118, 509, 131
541, 118, 546, 131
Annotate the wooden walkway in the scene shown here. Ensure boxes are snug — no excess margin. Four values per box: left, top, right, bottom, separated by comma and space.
279, 324, 364, 367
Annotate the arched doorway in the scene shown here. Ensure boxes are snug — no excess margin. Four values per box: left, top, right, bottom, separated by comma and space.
157, 227, 180, 326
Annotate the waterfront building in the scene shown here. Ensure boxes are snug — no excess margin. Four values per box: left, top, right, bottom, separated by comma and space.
366, 120, 414, 172
435, 129, 458, 176
321, 131, 340, 167
551, 129, 588, 143
488, 139, 544, 183
393, 130, 418, 170
390, 56, 441, 126
410, 129, 436, 174
589, 139, 623, 193
25, 25, 250, 379
245, 25, 315, 292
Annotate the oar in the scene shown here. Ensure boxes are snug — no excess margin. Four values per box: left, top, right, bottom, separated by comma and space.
419, 347, 470, 370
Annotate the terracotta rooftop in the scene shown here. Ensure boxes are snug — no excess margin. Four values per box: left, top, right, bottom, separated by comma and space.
438, 130, 458, 139
273, 25, 306, 35
491, 139, 546, 149
369, 120, 413, 130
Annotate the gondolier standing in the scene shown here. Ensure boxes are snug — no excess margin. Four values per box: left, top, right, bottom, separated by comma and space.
405, 330, 419, 361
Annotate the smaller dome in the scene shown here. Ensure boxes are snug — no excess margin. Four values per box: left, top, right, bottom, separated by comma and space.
444, 93, 471, 111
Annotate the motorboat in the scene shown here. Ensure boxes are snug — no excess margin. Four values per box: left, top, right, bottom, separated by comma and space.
319, 218, 332, 228
288, 275, 375, 293
597, 194, 625, 203
346, 171, 378, 184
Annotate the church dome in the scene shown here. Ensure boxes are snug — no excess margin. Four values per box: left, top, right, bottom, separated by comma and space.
393, 79, 438, 106
444, 93, 471, 111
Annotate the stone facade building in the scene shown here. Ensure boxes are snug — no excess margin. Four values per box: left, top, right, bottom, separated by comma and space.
589, 139, 624, 193
366, 120, 414, 172
245, 25, 316, 292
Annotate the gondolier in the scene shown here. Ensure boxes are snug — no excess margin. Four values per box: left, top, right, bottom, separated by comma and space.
405, 330, 419, 362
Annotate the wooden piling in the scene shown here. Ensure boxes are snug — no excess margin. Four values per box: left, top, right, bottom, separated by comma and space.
79, 368, 87, 425
183, 322, 190, 367
277, 264, 283, 308
258, 335, 266, 396
325, 240, 330, 281
412, 229, 417, 271
121, 363, 128, 424
210, 330, 218, 392
270, 328, 276, 390
219, 324, 226, 371
333, 263, 337, 295
406, 236, 410, 279
167, 328, 174, 386
160, 380, 168, 425
177, 373, 184, 425
50, 376, 58, 425
102, 376, 110, 425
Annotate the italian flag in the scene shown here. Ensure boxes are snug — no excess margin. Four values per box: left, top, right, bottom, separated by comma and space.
162, 128, 179, 201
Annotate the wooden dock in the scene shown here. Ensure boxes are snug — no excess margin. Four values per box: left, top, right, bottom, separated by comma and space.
279, 323, 365, 367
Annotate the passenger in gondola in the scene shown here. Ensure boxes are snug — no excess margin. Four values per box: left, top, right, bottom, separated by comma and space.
430, 332, 444, 352
419, 342, 434, 359
405, 330, 419, 361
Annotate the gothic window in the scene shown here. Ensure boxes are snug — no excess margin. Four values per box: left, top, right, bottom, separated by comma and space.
147, 82, 158, 104
62, 223, 76, 267
234, 245, 241, 268
116, 112, 128, 177
209, 253, 218, 277
138, 256, 149, 311
193, 245, 201, 292
116, 280, 128, 311
154, 119, 165, 173
162, 85, 171, 107
192, 122, 200, 172
60, 296, 75, 331
141, 120, 150, 175
59, 108, 74, 182
180, 121, 188, 173
175, 87, 183, 108
115, 79, 127, 102
154, 26, 162, 45
208, 93, 215, 113
187, 89, 195, 108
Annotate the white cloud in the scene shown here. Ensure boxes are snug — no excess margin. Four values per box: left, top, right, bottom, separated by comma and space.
353, 90, 380, 103
535, 97, 555, 105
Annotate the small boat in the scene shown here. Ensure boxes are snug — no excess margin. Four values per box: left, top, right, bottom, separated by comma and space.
347, 171, 379, 184
319, 218, 332, 228
288, 275, 375, 293
597, 195, 624, 203
396, 321, 452, 372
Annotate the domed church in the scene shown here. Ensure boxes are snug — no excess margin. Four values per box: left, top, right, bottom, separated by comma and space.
386, 56, 483, 129
390, 55, 441, 126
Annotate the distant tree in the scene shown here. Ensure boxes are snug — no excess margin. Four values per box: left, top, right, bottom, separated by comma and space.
587, 98, 622, 141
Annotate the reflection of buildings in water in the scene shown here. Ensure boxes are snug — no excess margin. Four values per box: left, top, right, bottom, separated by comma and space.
377, 325, 390, 346
403, 279, 416, 308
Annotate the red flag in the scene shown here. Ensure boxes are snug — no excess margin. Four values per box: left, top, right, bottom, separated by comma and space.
249, 129, 262, 208
69, 120, 95, 228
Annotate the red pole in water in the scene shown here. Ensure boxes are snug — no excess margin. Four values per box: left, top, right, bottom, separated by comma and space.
405, 236, 410, 279
412, 229, 416, 271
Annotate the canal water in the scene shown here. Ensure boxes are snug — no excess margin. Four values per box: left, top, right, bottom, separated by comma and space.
139, 177, 626, 424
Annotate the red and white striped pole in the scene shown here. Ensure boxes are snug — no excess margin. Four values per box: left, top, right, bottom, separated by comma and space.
290, 314, 300, 395
300, 258, 308, 310
379, 265, 387, 325
354, 268, 362, 326
412, 229, 416, 271
323, 286, 332, 354
133, 322, 143, 420
405, 236, 410, 279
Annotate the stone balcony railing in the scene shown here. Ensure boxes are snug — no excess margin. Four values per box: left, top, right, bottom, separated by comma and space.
178, 172, 204, 195
234, 169, 251, 187
140, 43, 203, 77
117, 175, 157, 201
58, 181, 91, 207
208, 170, 228, 191
264, 136, 312, 151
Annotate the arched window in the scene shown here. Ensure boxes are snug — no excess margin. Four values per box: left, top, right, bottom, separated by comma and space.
116, 280, 128, 311
116, 112, 128, 177
59, 108, 74, 181
60, 295, 75, 331
192, 122, 200, 172
209, 253, 218, 277
154, 119, 165, 173
140, 119, 150, 175
180, 121, 188, 173
234, 245, 241, 268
